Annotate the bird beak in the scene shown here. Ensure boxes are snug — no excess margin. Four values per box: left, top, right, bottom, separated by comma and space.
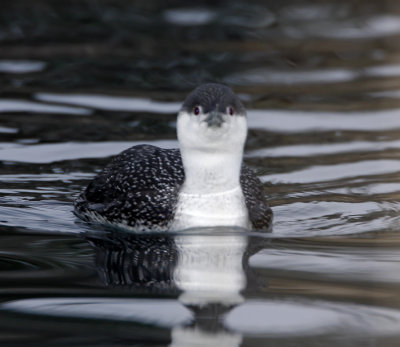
205, 110, 224, 128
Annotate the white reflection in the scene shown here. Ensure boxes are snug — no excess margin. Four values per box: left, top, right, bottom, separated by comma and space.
366, 64, 400, 77
225, 67, 355, 86
0, 60, 46, 74
248, 108, 400, 132
226, 300, 340, 335
262, 159, 400, 183
0, 99, 91, 115
170, 326, 242, 347
0, 126, 18, 134
0, 140, 178, 163
163, 8, 216, 26
250, 246, 400, 284
225, 299, 400, 336
4, 297, 400, 338
225, 63, 400, 87
246, 140, 400, 158
173, 233, 247, 306
35, 93, 181, 113
87, 230, 250, 304
85, 230, 249, 347
85, 231, 250, 307
171, 232, 247, 347
1, 298, 191, 327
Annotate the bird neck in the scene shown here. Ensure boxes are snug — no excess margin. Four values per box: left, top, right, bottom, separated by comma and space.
180, 147, 243, 195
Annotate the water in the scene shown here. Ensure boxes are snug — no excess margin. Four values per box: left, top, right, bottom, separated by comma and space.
1, 0, 400, 345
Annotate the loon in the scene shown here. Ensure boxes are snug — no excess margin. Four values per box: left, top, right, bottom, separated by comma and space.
74, 83, 272, 231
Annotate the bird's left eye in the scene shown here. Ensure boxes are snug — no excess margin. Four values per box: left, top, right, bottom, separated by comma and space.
228, 107, 234, 116
193, 106, 200, 115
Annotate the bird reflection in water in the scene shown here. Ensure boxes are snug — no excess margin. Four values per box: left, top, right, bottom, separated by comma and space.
85, 228, 267, 347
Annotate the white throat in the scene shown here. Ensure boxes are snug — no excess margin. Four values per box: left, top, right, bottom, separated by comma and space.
180, 148, 243, 194
176, 110, 247, 194
171, 110, 250, 230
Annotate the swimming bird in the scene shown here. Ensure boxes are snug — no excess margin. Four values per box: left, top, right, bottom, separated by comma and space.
74, 83, 272, 231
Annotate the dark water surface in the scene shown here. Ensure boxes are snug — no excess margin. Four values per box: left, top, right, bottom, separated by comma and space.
1, 0, 400, 345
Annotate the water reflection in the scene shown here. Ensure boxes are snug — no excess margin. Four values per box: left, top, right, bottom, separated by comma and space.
86, 229, 261, 347
174, 233, 247, 307
87, 231, 179, 290
2, 230, 400, 343
79, 230, 400, 343
0, 60, 46, 74
0, 99, 91, 115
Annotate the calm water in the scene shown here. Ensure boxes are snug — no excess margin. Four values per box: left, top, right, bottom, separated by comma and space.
1, 0, 400, 345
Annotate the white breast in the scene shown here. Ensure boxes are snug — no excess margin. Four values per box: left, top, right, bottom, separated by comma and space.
171, 186, 250, 230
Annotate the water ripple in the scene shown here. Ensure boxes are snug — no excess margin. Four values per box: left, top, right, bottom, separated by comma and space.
248, 109, 400, 132
35, 93, 182, 114
246, 140, 400, 158
0, 99, 92, 115
226, 299, 400, 336
3, 297, 400, 337
163, 8, 217, 26
0, 60, 46, 74
0, 140, 178, 163
250, 246, 400, 284
263, 160, 400, 184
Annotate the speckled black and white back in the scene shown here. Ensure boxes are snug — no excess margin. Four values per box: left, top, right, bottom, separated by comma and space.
75, 145, 183, 231
74, 144, 272, 231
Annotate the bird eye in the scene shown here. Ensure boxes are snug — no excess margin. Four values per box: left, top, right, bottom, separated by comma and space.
193, 106, 200, 116
228, 107, 234, 116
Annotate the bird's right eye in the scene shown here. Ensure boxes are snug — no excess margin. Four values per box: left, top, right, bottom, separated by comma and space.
193, 106, 200, 115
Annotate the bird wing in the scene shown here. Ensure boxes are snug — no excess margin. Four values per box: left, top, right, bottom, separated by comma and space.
74, 145, 184, 230
240, 165, 273, 231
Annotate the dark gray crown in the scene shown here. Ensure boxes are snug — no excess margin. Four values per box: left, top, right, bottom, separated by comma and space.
181, 83, 246, 115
